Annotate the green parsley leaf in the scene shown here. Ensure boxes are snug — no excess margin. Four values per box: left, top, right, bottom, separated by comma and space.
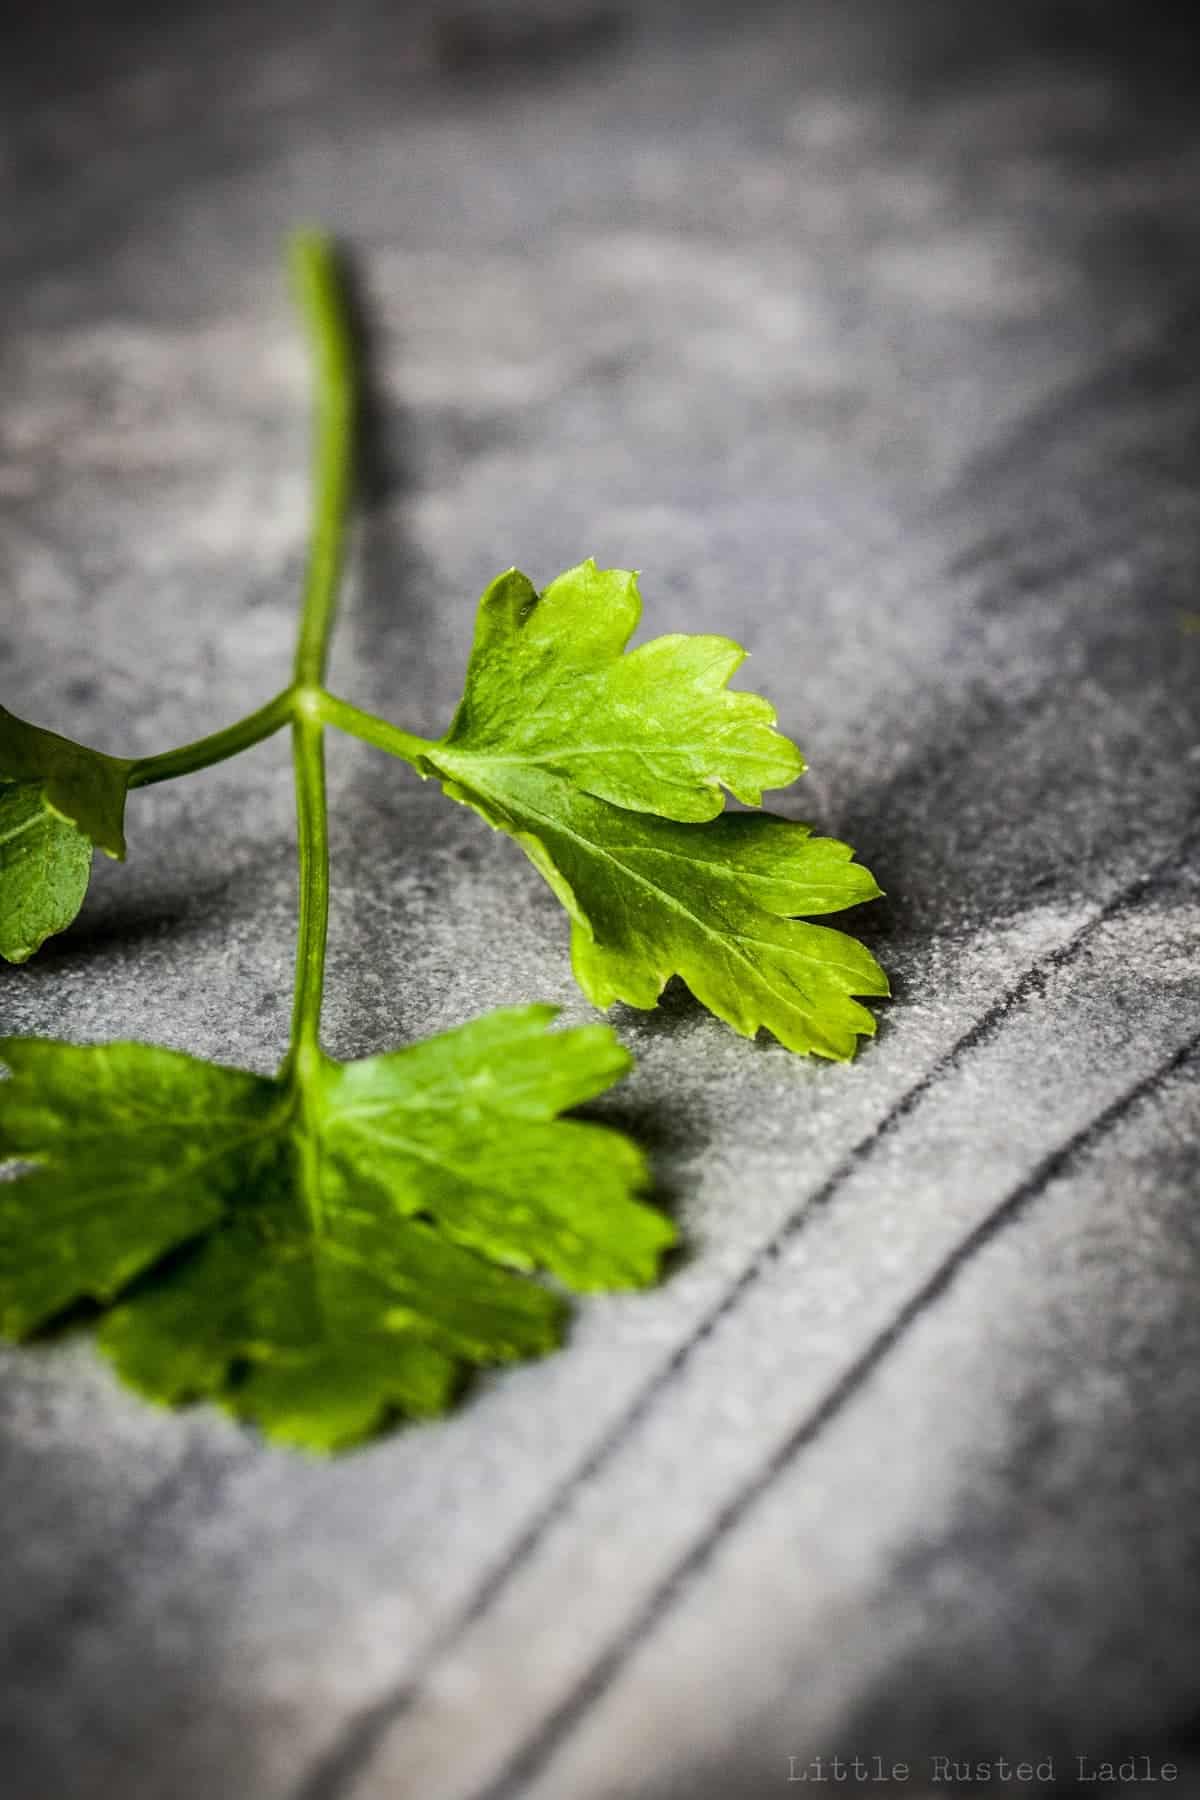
0, 1006, 669, 1451
438, 560, 804, 821
0, 705, 132, 964
418, 562, 888, 1059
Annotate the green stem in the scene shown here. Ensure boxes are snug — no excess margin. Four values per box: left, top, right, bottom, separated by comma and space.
319, 694, 434, 770
290, 231, 356, 691
289, 710, 330, 1059
286, 230, 357, 1059
124, 232, 432, 1060
127, 687, 296, 789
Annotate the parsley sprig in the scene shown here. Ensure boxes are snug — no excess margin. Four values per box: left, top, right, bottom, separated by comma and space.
0, 232, 885, 1449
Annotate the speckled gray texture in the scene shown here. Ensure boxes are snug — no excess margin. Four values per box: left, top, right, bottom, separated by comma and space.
2, 3, 1199, 1797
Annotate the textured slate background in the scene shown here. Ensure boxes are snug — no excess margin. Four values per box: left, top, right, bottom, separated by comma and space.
2, 3, 1199, 1796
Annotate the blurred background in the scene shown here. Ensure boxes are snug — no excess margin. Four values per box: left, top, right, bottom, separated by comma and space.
3, 3, 1200, 1798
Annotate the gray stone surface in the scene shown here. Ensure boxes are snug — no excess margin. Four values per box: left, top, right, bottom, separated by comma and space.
2, 3, 1199, 1797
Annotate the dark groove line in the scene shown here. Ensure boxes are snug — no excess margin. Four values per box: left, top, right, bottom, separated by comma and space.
472, 1028, 1200, 1800
295, 832, 1194, 1800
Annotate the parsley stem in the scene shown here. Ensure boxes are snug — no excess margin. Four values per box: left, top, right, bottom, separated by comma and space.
127, 687, 296, 788
318, 694, 434, 769
290, 230, 355, 691
287, 230, 357, 1057
290, 707, 330, 1058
